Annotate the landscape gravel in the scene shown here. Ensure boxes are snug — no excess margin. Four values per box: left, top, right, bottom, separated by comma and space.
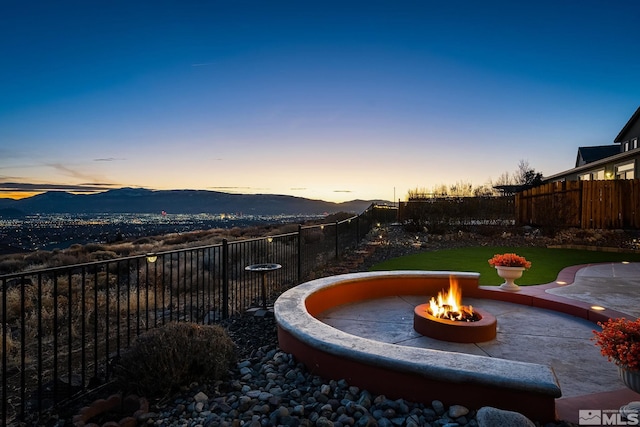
138, 313, 574, 427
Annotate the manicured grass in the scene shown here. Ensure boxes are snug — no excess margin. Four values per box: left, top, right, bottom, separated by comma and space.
370, 246, 640, 286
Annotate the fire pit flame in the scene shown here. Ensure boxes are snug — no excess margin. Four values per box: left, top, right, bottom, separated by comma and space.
428, 279, 479, 322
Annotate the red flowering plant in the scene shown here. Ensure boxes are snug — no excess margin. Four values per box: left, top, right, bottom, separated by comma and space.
592, 317, 640, 371
488, 253, 532, 269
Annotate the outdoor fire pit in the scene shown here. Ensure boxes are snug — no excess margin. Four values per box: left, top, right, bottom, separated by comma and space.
413, 278, 497, 343
274, 270, 562, 422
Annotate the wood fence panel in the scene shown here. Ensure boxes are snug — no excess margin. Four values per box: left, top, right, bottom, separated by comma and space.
519, 179, 640, 229
622, 179, 640, 228
517, 181, 581, 227
581, 181, 594, 228
564, 181, 582, 227
397, 197, 514, 229
629, 179, 640, 228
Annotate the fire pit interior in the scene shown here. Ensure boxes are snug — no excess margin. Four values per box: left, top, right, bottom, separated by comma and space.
413, 278, 497, 343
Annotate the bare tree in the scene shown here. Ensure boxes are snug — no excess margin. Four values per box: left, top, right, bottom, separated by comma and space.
493, 171, 515, 186
406, 161, 544, 200
515, 159, 543, 186
406, 187, 432, 199
473, 184, 496, 197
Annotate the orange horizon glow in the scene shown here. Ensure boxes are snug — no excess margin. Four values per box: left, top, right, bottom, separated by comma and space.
0, 186, 392, 204
0, 192, 42, 200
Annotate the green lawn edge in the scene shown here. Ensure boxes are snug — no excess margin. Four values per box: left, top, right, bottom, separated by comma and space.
369, 246, 640, 286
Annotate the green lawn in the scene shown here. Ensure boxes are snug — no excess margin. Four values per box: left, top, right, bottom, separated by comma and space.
370, 246, 640, 286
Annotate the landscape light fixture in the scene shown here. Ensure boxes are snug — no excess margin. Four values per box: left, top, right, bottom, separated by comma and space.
590, 305, 606, 311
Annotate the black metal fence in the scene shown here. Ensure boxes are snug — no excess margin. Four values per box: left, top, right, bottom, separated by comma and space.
0, 204, 395, 425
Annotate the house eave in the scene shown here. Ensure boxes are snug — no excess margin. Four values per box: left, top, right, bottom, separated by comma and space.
543, 149, 638, 182
614, 106, 640, 143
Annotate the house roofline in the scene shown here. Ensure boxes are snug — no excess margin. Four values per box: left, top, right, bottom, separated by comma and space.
614, 106, 640, 143
543, 149, 638, 182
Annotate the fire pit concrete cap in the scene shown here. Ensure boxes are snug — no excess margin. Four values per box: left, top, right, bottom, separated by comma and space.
275, 271, 561, 398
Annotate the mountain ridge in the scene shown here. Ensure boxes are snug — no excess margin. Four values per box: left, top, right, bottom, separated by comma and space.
0, 188, 390, 216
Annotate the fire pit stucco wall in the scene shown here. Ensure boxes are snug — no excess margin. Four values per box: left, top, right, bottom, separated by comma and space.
274, 271, 562, 422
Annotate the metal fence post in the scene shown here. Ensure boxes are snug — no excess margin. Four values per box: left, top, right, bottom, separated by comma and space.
2, 278, 6, 427
335, 221, 339, 259
297, 225, 302, 282
222, 239, 229, 319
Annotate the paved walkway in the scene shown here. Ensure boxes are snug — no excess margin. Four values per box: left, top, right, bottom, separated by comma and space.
547, 262, 640, 317
317, 262, 640, 425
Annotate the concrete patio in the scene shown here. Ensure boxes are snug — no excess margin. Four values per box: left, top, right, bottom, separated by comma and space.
314, 262, 640, 424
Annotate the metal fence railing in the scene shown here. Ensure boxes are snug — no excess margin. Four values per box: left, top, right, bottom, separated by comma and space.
0, 204, 395, 425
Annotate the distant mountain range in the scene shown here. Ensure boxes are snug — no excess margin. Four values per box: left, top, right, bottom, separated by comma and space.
0, 188, 390, 216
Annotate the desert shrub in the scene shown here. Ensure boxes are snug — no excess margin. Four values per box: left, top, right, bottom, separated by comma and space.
83, 243, 107, 253
24, 251, 52, 265
88, 250, 119, 261
0, 258, 27, 274
0, 324, 16, 360
105, 242, 135, 257
0, 284, 33, 323
188, 230, 212, 240
49, 253, 84, 267
276, 223, 300, 234
113, 322, 236, 397
162, 232, 203, 246
133, 236, 155, 245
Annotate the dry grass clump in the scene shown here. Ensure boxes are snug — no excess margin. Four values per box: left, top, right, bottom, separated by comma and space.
112, 322, 236, 397
0, 257, 27, 274
87, 250, 119, 261
23, 251, 53, 266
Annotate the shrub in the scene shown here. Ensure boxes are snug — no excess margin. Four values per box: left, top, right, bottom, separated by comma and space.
0, 258, 27, 274
277, 223, 300, 234
50, 253, 85, 266
113, 322, 236, 397
84, 243, 107, 253
88, 250, 118, 261
133, 237, 155, 245
24, 250, 52, 265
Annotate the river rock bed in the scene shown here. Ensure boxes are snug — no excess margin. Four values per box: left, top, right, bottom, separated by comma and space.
139, 312, 575, 427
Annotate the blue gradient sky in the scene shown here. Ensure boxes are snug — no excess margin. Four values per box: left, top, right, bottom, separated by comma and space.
1, 1, 639, 203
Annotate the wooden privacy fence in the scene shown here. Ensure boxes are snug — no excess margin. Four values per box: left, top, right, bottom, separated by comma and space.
516, 179, 640, 229
398, 197, 515, 229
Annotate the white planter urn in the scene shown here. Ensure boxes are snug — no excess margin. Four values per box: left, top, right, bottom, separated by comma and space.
495, 266, 525, 291
618, 365, 640, 418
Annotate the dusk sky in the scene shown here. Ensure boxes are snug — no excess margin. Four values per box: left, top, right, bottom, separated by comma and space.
1, 1, 639, 203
